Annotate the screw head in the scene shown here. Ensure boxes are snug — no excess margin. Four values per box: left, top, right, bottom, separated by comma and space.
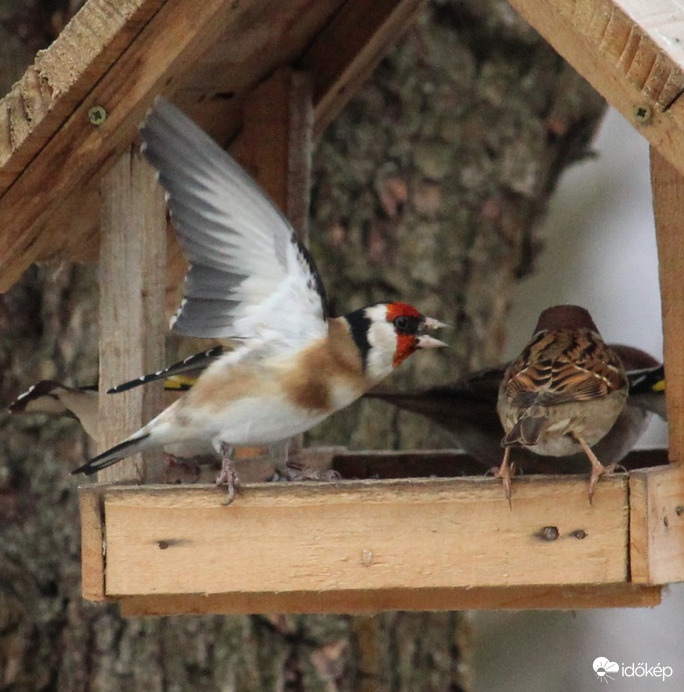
88, 105, 107, 126
633, 103, 653, 125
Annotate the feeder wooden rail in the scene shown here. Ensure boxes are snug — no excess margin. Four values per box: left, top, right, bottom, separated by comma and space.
78, 448, 680, 616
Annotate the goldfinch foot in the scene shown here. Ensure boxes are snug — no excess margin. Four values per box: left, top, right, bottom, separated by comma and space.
217, 444, 240, 505
286, 460, 342, 482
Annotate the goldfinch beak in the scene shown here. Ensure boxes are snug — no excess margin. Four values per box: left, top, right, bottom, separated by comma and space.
416, 334, 448, 349
425, 317, 450, 330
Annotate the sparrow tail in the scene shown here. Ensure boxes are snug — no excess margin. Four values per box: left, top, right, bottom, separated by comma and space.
72, 432, 153, 475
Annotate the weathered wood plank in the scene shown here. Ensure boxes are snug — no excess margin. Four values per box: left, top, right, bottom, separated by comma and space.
506, 0, 684, 176
0, 0, 267, 292
78, 487, 107, 601
119, 584, 662, 616
630, 464, 684, 584
99, 476, 630, 597
0, 0, 165, 191
652, 148, 684, 462
98, 147, 166, 483
0, 0, 428, 291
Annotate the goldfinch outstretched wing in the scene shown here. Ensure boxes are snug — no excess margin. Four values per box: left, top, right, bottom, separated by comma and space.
140, 98, 328, 349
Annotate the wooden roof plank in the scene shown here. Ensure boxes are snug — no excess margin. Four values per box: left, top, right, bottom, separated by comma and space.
506, 0, 684, 174
0, 0, 165, 192
0, 0, 264, 292
0, 0, 424, 292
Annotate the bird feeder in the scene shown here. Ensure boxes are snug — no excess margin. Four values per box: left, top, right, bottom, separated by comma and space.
1, 0, 683, 616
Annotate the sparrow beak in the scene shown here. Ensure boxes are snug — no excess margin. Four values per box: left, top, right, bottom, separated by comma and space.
424, 317, 450, 330
416, 334, 449, 349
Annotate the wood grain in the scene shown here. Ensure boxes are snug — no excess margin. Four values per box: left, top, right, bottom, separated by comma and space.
78, 487, 107, 601
0, 0, 165, 191
652, 148, 684, 462
98, 147, 166, 483
0, 0, 271, 292
97, 476, 630, 597
507, 0, 684, 175
0, 0, 427, 291
118, 584, 662, 616
630, 464, 684, 584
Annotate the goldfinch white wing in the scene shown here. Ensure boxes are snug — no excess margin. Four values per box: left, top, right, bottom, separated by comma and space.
140, 98, 328, 349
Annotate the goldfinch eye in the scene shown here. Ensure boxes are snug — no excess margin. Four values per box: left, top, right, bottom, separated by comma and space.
394, 315, 422, 334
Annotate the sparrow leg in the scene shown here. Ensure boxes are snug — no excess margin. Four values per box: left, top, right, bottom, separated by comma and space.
216, 443, 240, 505
491, 447, 514, 507
573, 433, 614, 504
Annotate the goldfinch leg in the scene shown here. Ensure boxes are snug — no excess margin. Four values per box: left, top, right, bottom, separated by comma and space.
269, 439, 291, 477
164, 453, 201, 483
216, 443, 239, 505
492, 447, 514, 507
574, 433, 613, 504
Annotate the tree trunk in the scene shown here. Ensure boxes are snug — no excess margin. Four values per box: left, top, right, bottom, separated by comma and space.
0, 1, 605, 689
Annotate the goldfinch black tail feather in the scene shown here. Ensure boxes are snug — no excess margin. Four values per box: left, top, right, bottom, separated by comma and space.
71, 433, 153, 475
107, 346, 225, 393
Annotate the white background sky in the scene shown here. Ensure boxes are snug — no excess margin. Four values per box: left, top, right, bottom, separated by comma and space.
472, 107, 681, 691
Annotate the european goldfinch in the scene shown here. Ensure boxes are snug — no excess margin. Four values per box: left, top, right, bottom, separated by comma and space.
496, 304, 628, 503
71, 98, 447, 501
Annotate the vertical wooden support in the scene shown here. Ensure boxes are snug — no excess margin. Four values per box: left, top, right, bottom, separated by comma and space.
651, 148, 684, 464
98, 146, 167, 483
629, 147, 684, 585
235, 67, 314, 239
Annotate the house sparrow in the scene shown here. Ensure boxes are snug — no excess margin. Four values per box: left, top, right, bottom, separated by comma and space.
71, 98, 447, 502
496, 305, 629, 502
366, 344, 663, 472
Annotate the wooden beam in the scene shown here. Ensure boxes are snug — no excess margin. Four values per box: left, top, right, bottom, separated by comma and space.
630, 464, 684, 584
97, 476, 631, 597
0, 0, 166, 192
652, 148, 684, 462
78, 486, 107, 601
0, 0, 428, 291
298, 0, 427, 138
234, 67, 314, 236
0, 0, 265, 292
506, 0, 684, 177
98, 147, 167, 483
119, 584, 662, 616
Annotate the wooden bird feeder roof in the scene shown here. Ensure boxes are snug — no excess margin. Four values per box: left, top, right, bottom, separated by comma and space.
2, 0, 684, 616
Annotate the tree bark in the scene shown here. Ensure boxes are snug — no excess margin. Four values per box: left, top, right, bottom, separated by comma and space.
0, 1, 605, 689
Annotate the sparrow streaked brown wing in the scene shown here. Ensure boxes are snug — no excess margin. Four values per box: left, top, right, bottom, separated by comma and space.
366, 344, 661, 472
496, 304, 628, 502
